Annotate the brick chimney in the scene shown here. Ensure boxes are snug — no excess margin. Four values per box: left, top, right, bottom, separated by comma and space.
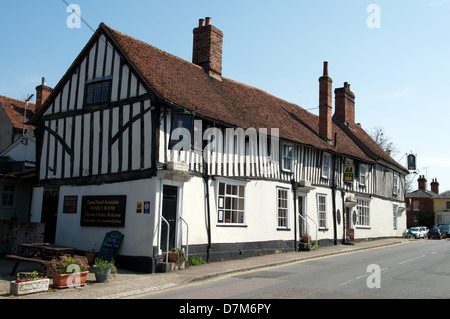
333, 82, 355, 129
430, 178, 439, 194
318, 62, 333, 143
418, 175, 427, 190
35, 77, 52, 113
193, 17, 223, 80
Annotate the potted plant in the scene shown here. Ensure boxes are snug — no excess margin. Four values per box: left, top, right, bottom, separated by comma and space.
168, 248, 186, 264
46, 255, 89, 288
93, 257, 117, 283
302, 232, 310, 244
10, 271, 49, 296
85, 243, 98, 265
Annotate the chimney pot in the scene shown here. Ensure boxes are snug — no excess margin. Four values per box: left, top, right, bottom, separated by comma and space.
323, 61, 328, 76
199, 19, 205, 27
205, 17, 212, 25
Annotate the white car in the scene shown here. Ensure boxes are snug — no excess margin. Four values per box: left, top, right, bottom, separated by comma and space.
409, 227, 427, 239
418, 226, 429, 238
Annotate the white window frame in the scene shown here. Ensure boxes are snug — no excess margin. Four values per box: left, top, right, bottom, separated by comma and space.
321, 153, 332, 179
217, 180, 246, 225
357, 198, 370, 227
393, 204, 398, 229
413, 201, 420, 211
1, 185, 15, 208
359, 164, 368, 186
317, 193, 327, 229
393, 173, 399, 195
277, 187, 289, 229
445, 201, 450, 211
281, 143, 294, 172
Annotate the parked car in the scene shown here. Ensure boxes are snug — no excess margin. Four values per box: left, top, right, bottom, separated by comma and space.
418, 226, 429, 238
409, 227, 426, 239
428, 228, 444, 240
438, 225, 450, 238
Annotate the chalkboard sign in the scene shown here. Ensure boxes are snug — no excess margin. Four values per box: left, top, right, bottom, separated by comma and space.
97, 231, 124, 261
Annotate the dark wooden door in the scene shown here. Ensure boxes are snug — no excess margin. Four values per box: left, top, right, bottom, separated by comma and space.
161, 185, 178, 252
41, 188, 59, 243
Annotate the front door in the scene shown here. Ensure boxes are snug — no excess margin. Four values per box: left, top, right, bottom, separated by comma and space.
298, 196, 305, 237
41, 188, 59, 243
161, 185, 178, 252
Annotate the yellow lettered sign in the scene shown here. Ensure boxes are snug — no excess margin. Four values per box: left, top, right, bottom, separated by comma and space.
136, 202, 142, 213
344, 165, 354, 182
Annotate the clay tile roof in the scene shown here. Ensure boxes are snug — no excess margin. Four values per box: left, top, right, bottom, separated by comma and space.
0, 95, 35, 130
103, 25, 378, 163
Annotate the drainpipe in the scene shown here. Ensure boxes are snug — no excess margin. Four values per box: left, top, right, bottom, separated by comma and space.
331, 154, 338, 245
291, 180, 298, 252
203, 174, 212, 262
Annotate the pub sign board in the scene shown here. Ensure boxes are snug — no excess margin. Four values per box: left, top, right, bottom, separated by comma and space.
344, 165, 354, 182
80, 196, 127, 227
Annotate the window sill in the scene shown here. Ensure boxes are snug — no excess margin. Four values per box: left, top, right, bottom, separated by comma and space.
216, 224, 248, 228
277, 227, 291, 231
356, 226, 371, 229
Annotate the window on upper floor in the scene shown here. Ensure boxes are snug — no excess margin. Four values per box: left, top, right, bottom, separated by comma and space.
413, 201, 420, 211
359, 164, 368, 186
393, 173, 399, 195
446, 201, 450, 211
321, 153, 331, 180
85, 79, 111, 106
281, 144, 294, 172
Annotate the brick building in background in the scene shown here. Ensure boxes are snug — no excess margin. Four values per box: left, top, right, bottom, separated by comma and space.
405, 175, 439, 228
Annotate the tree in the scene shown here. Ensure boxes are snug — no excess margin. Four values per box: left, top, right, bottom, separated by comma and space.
368, 127, 398, 157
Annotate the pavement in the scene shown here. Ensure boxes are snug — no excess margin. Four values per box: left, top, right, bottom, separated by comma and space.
0, 238, 412, 299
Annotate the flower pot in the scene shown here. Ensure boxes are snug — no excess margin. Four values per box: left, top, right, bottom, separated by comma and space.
85, 251, 98, 264
168, 252, 178, 263
10, 278, 49, 296
94, 267, 112, 283
51, 271, 89, 288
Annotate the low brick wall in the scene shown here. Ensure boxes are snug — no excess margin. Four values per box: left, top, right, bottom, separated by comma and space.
0, 221, 45, 255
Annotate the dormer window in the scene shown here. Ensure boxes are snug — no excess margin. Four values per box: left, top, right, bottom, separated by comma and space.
85, 79, 111, 106
321, 153, 331, 179
281, 144, 294, 172
360, 164, 368, 186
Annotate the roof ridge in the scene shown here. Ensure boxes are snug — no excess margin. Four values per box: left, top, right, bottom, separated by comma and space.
0, 94, 35, 105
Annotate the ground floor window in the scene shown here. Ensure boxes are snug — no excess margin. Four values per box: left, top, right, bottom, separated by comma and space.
393, 204, 398, 229
277, 188, 289, 228
317, 194, 327, 229
1, 185, 15, 208
357, 199, 370, 227
217, 181, 245, 224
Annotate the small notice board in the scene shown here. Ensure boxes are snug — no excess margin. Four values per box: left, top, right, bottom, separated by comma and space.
97, 231, 124, 261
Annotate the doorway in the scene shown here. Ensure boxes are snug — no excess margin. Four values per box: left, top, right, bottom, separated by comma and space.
41, 188, 59, 243
298, 196, 306, 237
161, 185, 178, 252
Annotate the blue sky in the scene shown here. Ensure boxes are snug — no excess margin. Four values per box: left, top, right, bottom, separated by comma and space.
1, 0, 449, 192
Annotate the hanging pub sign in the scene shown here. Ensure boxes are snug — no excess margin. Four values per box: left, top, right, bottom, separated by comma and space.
80, 196, 127, 227
407, 154, 416, 171
344, 165, 354, 182
168, 113, 194, 150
